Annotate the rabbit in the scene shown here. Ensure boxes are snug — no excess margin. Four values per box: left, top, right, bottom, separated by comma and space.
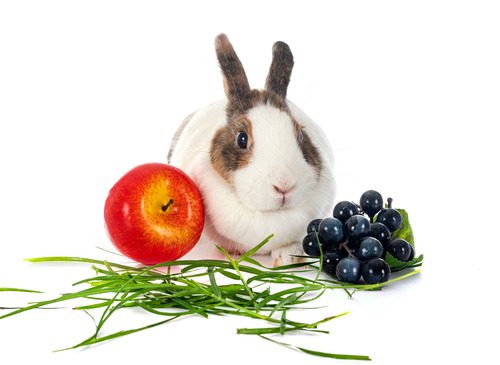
167, 34, 335, 266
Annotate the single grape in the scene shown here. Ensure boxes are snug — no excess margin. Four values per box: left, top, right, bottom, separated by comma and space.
368, 222, 391, 248
302, 232, 322, 256
355, 236, 384, 261
376, 208, 402, 232
318, 217, 344, 248
407, 244, 415, 261
333, 201, 360, 223
322, 250, 346, 276
360, 190, 383, 218
345, 215, 370, 241
387, 238, 412, 261
361, 258, 391, 284
307, 218, 322, 234
336, 257, 361, 283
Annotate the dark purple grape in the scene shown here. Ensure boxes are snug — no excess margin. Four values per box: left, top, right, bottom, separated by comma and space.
376, 208, 402, 232
407, 244, 415, 261
318, 217, 344, 249
387, 238, 412, 261
322, 250, 347, 276
355, 236, 384, 261
360, 190, 383, 218
333, 201, 360, 223
307, 218, 322, 234
302, 232, 322, 256
361, 258, 391, 284
368, 222, 391, 248
345, 215, 370, 241
336, 257, 361, 283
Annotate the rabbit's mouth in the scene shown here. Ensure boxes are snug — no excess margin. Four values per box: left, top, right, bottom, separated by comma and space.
276, 191, 287, 208
273, 191, 295, 210
273, 184, 296, 209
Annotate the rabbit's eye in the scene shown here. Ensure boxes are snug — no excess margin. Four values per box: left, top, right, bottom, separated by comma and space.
298, 130, 304, 145
236, 131, 248, 149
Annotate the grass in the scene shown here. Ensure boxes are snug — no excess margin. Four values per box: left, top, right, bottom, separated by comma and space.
0, 234, 422, 360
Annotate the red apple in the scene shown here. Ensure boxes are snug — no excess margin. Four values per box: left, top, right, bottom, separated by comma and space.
104, 163, 205, 264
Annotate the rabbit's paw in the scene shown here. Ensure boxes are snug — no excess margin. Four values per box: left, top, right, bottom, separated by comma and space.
271, 243, 306, 267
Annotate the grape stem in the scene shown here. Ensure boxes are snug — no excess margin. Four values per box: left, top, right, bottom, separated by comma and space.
387, 197, 393, 209
353, 202, 364, 215
339, 241, 355, 258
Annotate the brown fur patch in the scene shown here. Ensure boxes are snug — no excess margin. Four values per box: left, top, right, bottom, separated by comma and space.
225, 89, 289, 119
210, 115, 254, 182
297, 127, 322, 176
265, 41, 294, 98
289, 116, 322, 175
215, 34, 251, 108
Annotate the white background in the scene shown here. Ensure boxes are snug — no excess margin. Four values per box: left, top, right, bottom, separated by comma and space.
1, 1, 499, 364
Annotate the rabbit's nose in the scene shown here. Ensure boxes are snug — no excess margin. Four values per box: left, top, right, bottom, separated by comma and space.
273, 183, 295, 195
271, 169, 296, 194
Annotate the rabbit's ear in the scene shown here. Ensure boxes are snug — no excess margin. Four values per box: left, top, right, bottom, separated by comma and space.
265, 41, 294, 98
215, 34, 251, 104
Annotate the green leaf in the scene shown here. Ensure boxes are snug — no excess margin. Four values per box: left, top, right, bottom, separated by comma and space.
390, 254, 424, 272
385, 208, 424, 270
392, 209, 414, 245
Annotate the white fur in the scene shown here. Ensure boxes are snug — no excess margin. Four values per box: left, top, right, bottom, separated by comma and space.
169, 99, 335, 263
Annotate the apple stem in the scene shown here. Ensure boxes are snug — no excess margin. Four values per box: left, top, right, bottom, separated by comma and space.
162, 198, 174, 212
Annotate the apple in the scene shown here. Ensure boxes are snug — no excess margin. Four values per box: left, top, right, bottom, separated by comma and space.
104, 163, 205, 264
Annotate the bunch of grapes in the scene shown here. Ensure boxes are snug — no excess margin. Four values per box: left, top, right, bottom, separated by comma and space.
302, 190, 414, 284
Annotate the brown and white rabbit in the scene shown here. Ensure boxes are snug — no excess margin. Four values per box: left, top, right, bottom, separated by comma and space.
168, 34, 335, 265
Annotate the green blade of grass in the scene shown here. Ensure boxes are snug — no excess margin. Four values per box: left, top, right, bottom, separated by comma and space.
25, 256, 142, 271
217, 269, 241, 281
0, 284, 133, 320
0, 287, 43, 294
214, 244, 254, 302
238, 310, 349, 336
95, 246, 125, 257
241, 256, 318, 271
256, 285, 323, 311
258, 335, 371, 361
136, 301, 211, 318
55, 316, 181, 351
269, 293, 297, 318
251, 286, 271, 306
237, 234, 274, 263
237, 327, 329, 335
207, 267, 222, 298
279, 309, 286, 335
246, 272, 319, 286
